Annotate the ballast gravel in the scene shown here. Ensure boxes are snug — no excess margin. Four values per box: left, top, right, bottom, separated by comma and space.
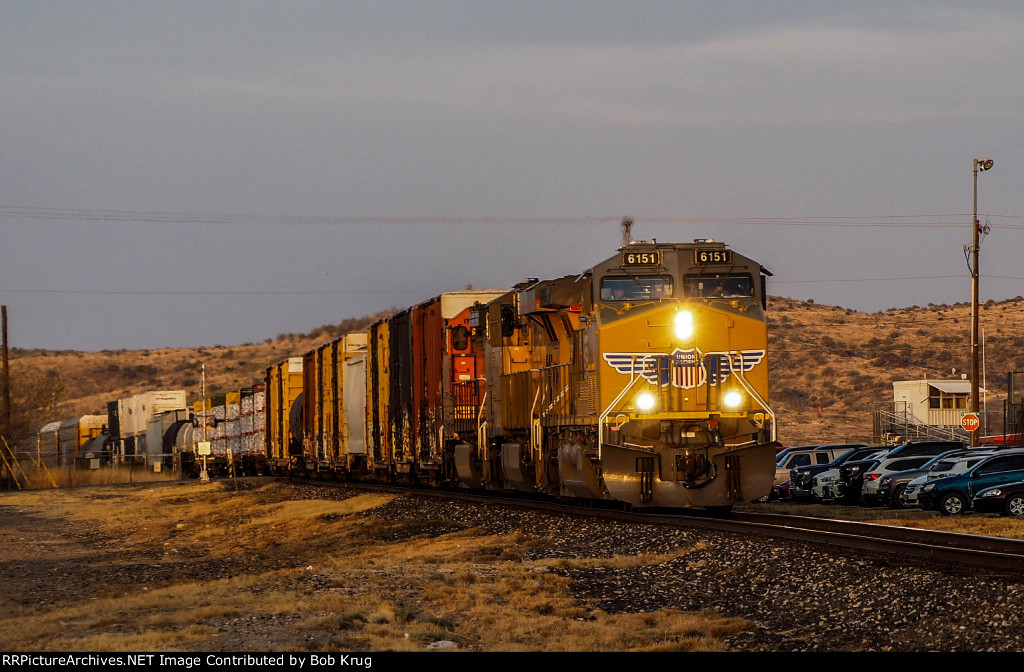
361, 491, 1024, 652
4, 481, 1022, 652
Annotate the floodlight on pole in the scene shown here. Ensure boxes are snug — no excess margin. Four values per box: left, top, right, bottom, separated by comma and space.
971, 157, 994, 446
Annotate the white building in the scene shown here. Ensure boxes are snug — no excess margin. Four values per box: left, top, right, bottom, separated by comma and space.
892, 380, 983, 429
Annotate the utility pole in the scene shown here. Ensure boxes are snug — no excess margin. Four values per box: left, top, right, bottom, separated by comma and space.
2, 306, 10, 442
971, 158, 994, 447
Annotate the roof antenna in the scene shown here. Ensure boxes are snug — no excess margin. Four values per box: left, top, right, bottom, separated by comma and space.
621, 216, 634, 248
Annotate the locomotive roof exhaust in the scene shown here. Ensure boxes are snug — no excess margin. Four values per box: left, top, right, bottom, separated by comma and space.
621, 216, 634, 248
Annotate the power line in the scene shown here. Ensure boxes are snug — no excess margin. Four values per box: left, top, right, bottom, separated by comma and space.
770, 275, 963, 284
3, 274, 1020, 297
3, 204, 1024, 228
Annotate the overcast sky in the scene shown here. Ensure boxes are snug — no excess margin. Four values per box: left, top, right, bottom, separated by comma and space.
2, 1, 1023, 351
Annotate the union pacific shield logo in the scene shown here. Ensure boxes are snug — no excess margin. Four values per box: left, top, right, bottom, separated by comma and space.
603, 348, 765, 389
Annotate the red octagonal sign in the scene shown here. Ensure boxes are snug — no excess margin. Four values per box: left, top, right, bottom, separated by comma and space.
961, 412, 981, 432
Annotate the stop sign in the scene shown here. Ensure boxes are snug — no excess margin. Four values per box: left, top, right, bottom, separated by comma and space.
961, 412, 981, 432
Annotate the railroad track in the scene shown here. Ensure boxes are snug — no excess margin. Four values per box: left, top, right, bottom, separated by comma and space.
288, 477, 1024, 574
658, 510, 1024, 574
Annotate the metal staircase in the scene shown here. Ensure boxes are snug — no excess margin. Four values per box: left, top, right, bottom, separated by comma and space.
872, 403, 967, 445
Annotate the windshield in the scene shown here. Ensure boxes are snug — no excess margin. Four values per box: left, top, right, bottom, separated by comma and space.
600, 276, 673, 301
833, 448, 878, 465
782, 454, 812, 468
683, 273, 753, 299
832, 448, 858, 465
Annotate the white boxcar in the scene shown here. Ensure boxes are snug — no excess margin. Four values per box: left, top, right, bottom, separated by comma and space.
117, 391, 188, 438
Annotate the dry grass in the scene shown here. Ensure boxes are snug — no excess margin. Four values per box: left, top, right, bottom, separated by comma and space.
0, 481, 748, 652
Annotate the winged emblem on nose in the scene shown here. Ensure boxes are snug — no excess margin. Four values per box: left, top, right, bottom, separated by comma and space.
602, 348, 765, 389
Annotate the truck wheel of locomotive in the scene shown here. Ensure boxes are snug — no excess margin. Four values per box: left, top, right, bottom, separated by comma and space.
939, 492, 966, 516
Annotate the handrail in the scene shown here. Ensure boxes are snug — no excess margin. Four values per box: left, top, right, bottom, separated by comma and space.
598, 367, 647, 461
873, 408, 963, 442
477, 389, 489, 462
719, 351, 776, 443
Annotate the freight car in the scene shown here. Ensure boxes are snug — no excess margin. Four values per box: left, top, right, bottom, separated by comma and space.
35, 415, 107, 468
190, 386, 267, 476
270, 237, 776, 509
83, 387, 268, 477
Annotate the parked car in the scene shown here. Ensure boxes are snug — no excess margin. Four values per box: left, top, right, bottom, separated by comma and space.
832, 456, 887, 504
879, 450, 990, 508
972, 481, 1024, 517
860, 455, 936, 505
811, 450, 890, 502
917, 450, 1024, 515
883, 439, 966, 459
837, 440, 963, 506
773, 445, 819, 463
769, 446, 848, 500
789, 445, 875, 501
901, 453, 1003, 509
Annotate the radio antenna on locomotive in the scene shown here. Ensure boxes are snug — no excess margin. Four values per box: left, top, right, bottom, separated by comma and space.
620, 216, 634, 248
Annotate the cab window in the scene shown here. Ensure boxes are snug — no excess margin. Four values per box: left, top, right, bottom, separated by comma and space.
684, 274, 753, 299
450, 325, 470, 351
600, 276, 672, 301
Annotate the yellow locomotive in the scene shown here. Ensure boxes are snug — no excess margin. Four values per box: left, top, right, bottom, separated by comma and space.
267, 234, 775, 509
450, 237, 775, 508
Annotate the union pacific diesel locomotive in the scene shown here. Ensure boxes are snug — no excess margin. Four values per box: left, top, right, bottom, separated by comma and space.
265, 235, 776, 509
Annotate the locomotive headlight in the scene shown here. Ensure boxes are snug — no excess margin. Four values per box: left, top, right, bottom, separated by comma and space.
636, 392, 657, 412
723, 390, 743, 408
674, 310, 694, 340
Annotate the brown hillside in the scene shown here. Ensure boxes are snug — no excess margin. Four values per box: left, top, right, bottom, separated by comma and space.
7, 298, 1024, 447
767, 295, 1024, 443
